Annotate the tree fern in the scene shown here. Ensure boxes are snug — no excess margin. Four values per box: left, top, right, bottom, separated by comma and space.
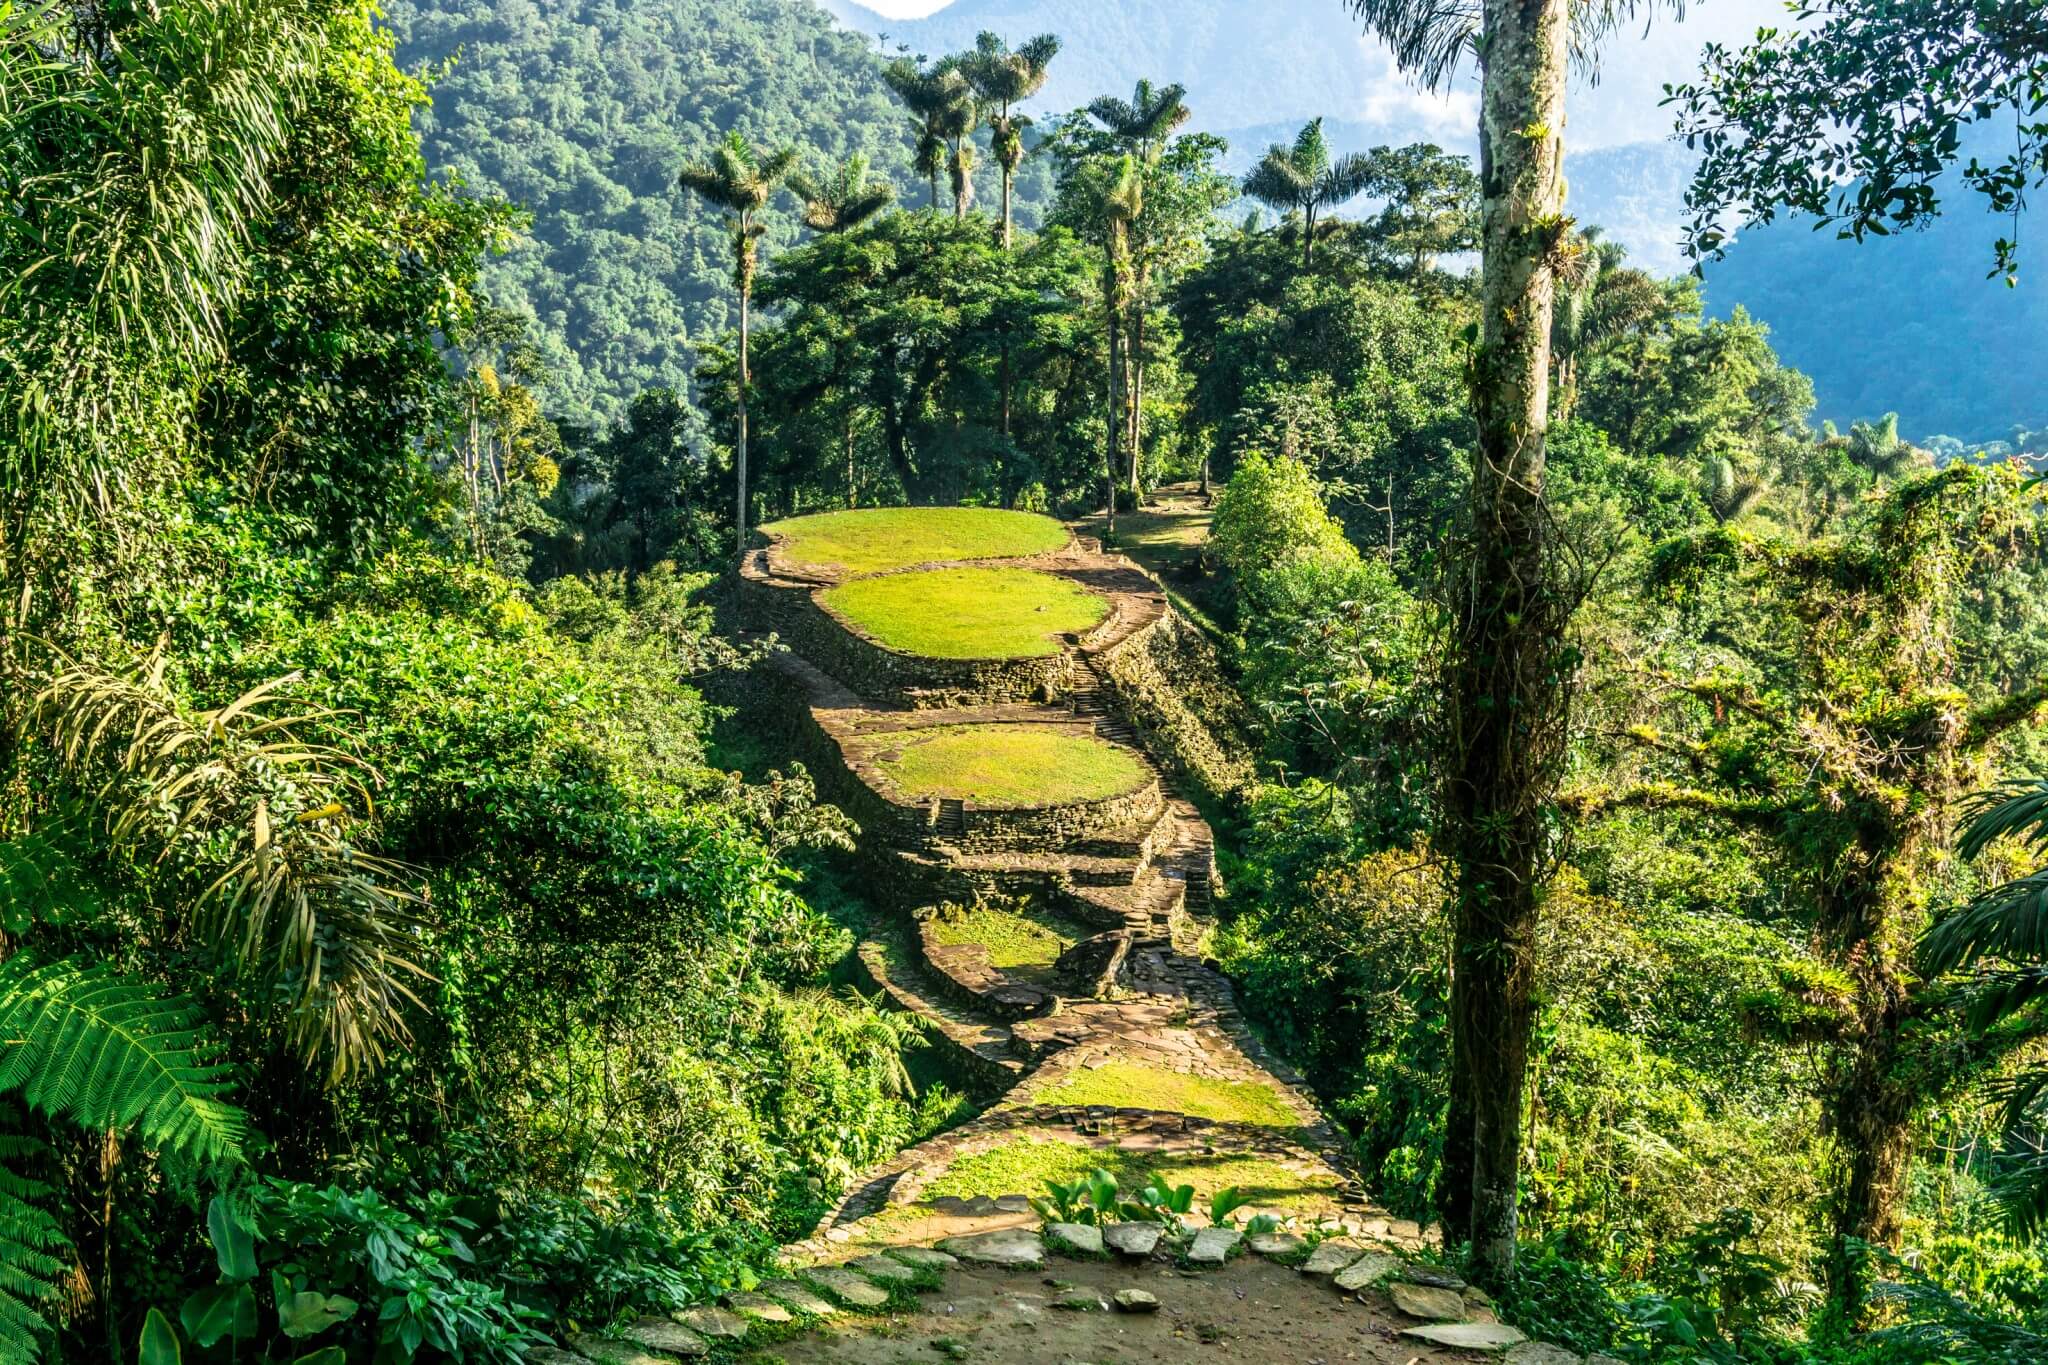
0, 954, 247, 1165
0, 1133, 67, 1361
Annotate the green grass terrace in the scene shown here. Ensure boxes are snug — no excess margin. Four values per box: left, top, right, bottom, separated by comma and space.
761, 506, 1071, 576
821, 566, 1108, 659
856, 724, 1149, 807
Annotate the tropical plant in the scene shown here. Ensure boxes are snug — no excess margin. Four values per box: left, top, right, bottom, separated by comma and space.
789, 154, 895, 236
1030, 1169, 1123, 1227
1241, 119, 1374, 268
676, 132, 798, 557
962, 31, 1061, 248
23, 653, 427, 1082
1923, 776, 2048, 1238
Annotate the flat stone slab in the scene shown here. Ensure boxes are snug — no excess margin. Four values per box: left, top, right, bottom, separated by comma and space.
723, 1293, 792, 1324
619, 1319, 709, 1359
1389, 1282, 1468, 1322
1248, 1232, 1306, 1258
937, 1227, 1044, 1268
571, 1336, 669, 1365
1400, 1322, 1529, 1352
1114, 1288, 1161, 1313
526, 1351, 586, 1365
1333, 1252, 1400, 1291
1103, 1222, 1162, 1258
1187, 1226, 1242, 1265
1047, 1222, 1105, 1256
1055, 1290, 1107, 1312
674, 1308, 746, 1341
805, 1267, 891, 1309
1300, 1240, 1365, 1276
1506, 1345, 1583, 1365
1401, 1263, 1468, 1291
758, 1279, 839, 1317
849, 1254, 920, 1284
885, 1246, 959, 1271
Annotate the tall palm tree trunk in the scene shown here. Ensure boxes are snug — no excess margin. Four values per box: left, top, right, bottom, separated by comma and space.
736, 247, 752, 557
1437, 0, 1573, 1289
1001, 167, 1014, 249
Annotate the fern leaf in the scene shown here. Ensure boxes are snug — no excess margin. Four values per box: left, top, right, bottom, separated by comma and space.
0, 1132, 68, 1360
0, 955, 247, 1165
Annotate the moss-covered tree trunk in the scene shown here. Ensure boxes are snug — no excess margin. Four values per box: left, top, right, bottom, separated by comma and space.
1438, 0, 1572, 1288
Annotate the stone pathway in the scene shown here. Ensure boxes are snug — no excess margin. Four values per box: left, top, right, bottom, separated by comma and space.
540, 512, 1610, 1363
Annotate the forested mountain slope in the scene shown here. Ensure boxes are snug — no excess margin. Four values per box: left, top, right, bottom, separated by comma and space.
391, 0, 1044, 425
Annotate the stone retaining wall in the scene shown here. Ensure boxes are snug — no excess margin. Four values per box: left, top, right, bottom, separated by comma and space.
1091, 607, 1257, 802
738, 568, 1079, 709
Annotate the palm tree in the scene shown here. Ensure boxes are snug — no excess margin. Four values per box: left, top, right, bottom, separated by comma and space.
789, 153, 895, 235
676, 131, 796, 557
1091, 156, 1144, 534
1241, 119, 1374, 268
1343, 0, 1685, 1288
1548, 228, 1666, 420
789, 156, 893, 506
885, 58, 976, 215
962, 31, 1060, 248
1087, 81, 1190, 500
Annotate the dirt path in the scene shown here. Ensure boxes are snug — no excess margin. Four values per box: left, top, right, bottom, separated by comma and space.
755, 1255, 1480, 1365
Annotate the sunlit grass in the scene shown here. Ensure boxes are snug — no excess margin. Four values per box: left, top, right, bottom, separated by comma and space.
926, 903, 1096, 973
822, 566, 1107, 659
763, 507, 1069, 575
1030, 1061, 1302, 1128
921, 1138, 1338, 1207
862, 725, 1147, 806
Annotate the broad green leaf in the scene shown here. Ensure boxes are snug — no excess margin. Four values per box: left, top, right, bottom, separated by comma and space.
139, 1309, 182, 1365
181, 1283, 258, 1346
279, 1291, 359, 1338
208, 1195, 258, 1281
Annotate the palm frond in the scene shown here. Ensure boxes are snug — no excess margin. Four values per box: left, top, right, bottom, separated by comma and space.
1924, 877, 2048, 978
24, 651, 427, 1086
1344, 0, 1479, 92
0, 954, 248, 1164
1961, 778, 2048, 859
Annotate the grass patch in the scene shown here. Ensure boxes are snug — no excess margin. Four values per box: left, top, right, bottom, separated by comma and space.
822, 566, 1107, 659
919, 1139, 1338, 1208
1028, 1061, 1301, 1128
926, 903, 1093, 970
863, 725, 1147, 807
764, 507, 1068, 575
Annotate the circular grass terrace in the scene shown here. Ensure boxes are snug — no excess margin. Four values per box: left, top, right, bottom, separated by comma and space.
861, 724, 1148, 807
762, 506, 1070, 577
821, 566, 1108, 660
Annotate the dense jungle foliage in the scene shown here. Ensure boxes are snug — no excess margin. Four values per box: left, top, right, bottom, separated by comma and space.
1, 0, 2044, 1361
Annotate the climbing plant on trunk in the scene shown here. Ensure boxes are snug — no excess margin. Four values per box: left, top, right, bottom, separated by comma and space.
1342, 0, 1683, 1287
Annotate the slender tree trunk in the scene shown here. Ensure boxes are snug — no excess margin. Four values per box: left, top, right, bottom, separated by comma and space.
1304, 205, 1316, 268
845, 402, 858, 509
1127, 284, 1145, 501
1437, 0, 1573, 1289
1001, 166, 1014, 250
736, 266, 751, 558
1105, 272, 1122, 539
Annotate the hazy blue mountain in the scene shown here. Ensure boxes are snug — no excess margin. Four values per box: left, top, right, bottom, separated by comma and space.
1701, 204, 2045, 444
